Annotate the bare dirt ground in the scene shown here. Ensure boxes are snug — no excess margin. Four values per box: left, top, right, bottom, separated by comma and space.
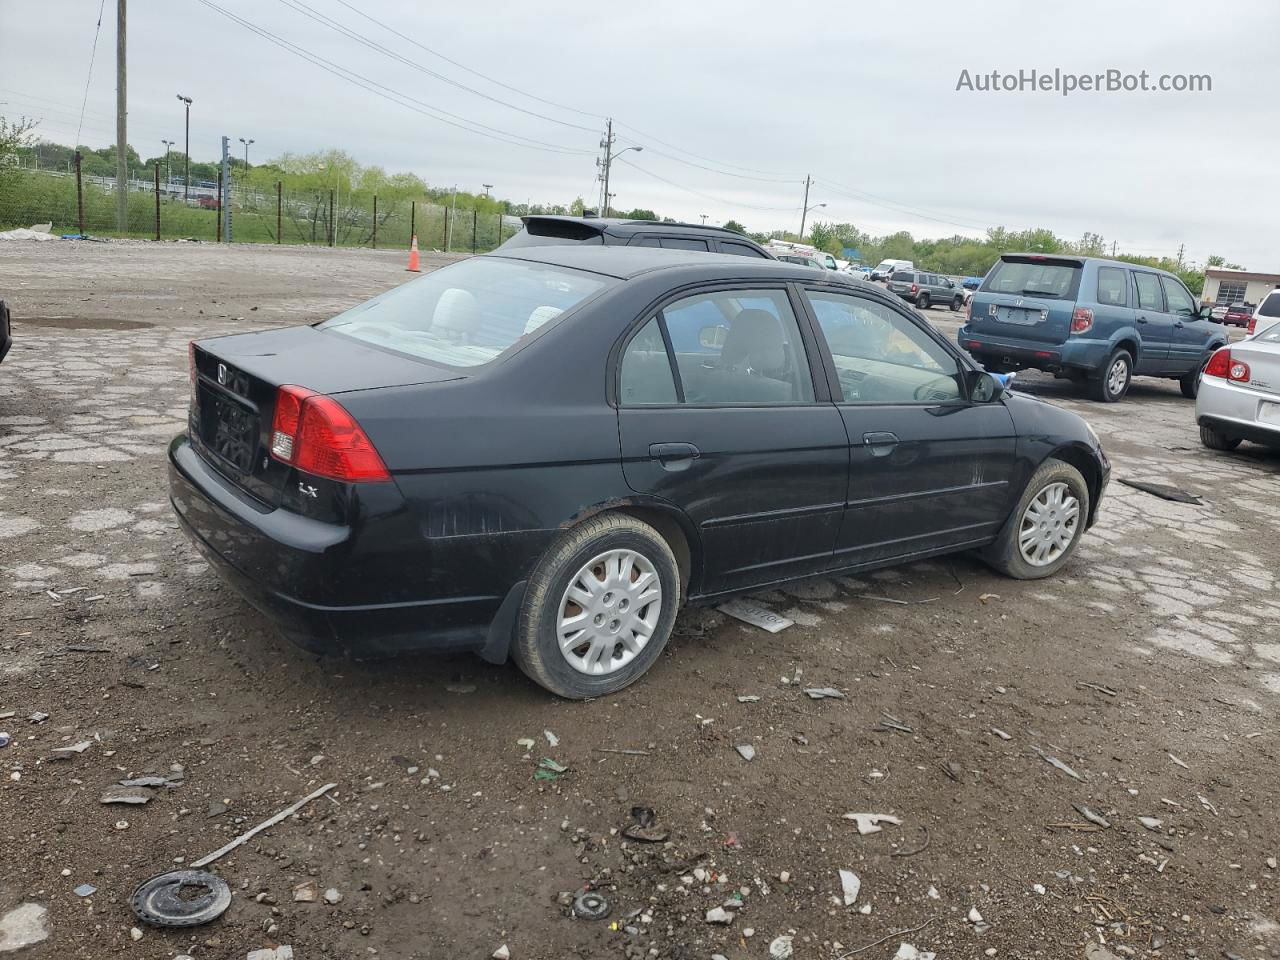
1, 241, 1278, 960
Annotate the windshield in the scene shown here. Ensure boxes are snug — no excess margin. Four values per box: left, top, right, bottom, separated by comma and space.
1258, 293, 1280, 318
319, 258, 614, 367
984, 259, 1082, 299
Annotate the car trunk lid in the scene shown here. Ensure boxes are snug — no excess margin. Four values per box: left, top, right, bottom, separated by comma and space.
189, 325, 461, 506
1229, 339, 1280, 400
966, 256, 1084, 345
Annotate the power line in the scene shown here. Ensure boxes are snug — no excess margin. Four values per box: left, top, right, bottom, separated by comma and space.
615, 157, 801, 214
275, 0, 600, 133
614, 121, 801, 179
75, 0, 108, 147
193, 0, 593, 156
327, 0, 602, 122
817, 179, 991, 232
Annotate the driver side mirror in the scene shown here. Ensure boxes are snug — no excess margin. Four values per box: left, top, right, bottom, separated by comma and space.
965, 369, 1008, 402
1198, 304, 1218, 322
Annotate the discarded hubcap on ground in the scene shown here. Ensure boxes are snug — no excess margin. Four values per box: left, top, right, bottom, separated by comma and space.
1018, 481, 1080, 567
557, 549, 662, 676
131, 870, 232, 927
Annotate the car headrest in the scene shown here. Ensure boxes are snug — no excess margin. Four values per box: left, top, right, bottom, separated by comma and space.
721, 309, 786, 375
433, 289, 480, 336
525, 305, 563, 334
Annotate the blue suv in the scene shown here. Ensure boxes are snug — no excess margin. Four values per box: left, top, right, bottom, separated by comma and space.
958, 254, 1227, 402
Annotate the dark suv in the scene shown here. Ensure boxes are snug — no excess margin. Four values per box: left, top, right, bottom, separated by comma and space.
497, 216, 774, 259
887, 271, 967, 311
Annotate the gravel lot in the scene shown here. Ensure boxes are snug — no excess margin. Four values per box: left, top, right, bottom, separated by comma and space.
1, 241, 1278, 960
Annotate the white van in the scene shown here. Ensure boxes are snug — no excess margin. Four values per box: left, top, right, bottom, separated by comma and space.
870, 259, 913, 281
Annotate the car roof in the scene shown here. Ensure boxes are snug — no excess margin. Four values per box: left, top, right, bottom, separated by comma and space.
521, 215, 758, 240
485, 245, 868, 284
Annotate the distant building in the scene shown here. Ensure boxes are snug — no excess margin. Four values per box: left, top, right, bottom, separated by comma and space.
1202, 268, 1280, 308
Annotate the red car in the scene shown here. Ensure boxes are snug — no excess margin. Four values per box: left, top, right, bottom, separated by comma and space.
1223, 303, 1252, 327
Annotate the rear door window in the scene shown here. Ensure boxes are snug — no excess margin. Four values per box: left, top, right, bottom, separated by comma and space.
1160, 276, 1196, 317
984, 259, 1081, 299
619, 318, 678, 405
632, 236, 663, 248
1096, 267, 1129, 307
660, 237, 710, 251
1258, 292, 1280, 317
719, 240, 768, 258
1133, 272, 1165, 311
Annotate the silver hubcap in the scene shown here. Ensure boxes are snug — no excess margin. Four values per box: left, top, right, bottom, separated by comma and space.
557, 549, 662, 676
1018, 482, 1080, 567
1107, 357, 1129, 395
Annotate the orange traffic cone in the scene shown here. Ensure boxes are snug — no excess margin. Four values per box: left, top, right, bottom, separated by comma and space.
406, 234, 421, 273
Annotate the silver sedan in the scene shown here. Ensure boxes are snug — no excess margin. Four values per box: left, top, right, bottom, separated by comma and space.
1195, 326, 1280, 451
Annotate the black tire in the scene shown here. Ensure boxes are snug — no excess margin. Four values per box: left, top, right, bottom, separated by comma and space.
1088, 349, 1132, 402
512, 513, 681, 699
981, 458, 1090, 580
1180, 357, 1209, 399
1199, 424, 1241, 451
916, 293, 930, 310
950, 296, 963, 312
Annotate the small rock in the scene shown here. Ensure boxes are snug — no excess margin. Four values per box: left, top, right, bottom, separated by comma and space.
100, 786, 152, 805
968, 906, 984, 923
779, 870, 790, 883
492, 945, 510, 960
769, 935, 794, 959
1032, 883, 1046, 895
1267, 856, 1277, 870
207, 800, 228, 818
735, 744, 755, 762
742, 927, 754, 938
0, 903, 49, 952
705, 907, 733, 924
927, 885, 940, 899
838, 869, 861, 906
130, 927, 143, 941
1137, 816, 1164, 831
323, 888, 342, 905
292, 881, 318, 903
803, 687, 845, 700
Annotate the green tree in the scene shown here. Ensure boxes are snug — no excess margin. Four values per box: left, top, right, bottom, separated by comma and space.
722, 219, 747, 234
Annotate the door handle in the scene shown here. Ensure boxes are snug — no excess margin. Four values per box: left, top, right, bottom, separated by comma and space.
862, 431, 899, 457
1173, 321, 1185, 328
1136, 316, 1148, 324
648, 442, 700, 470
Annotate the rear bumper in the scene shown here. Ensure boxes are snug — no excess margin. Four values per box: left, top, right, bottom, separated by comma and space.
958, 327, 1105, 373
168, 434, 518, 659
1196, 378, 1280, 448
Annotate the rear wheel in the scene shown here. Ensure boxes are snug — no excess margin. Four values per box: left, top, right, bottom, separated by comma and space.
513, 513, 681, 699
950, 296, 964, 311
1199, 423, 1242, 451
916, 293, 930, 310
1088, 349, 1132, 402
981, 458, 1090, 580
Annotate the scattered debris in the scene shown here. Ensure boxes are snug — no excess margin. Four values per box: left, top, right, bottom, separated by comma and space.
119, 774, 180, 788
891, 826, 931, 857
854, 594, 909, 605
736, 695, 761, 703
1168, 753, 1189, 769
492, 946, 510, 960
190, 782, 337, 868
718, 599, 794, 633
73, 884, 97, 898
516, 737, 536, 751
892, 947, 936, 960
100, 786, 153, 805
1084, 943, 1121, 960
1138, 816, 1164, 831
594, 748, 649, 757
1031, 746, 1086, 782
544, 730, 560, 747
572, 891, 610, 920
246, 948, 294, 960
0, 904, 49, 954
705, 906, 734, 924
735, 744, 756, 762
1117, 478, 1203, 504
940, 761, 964, 783
876, 713, 914, 734
622, 807, 670, 843
1267, 857, 1277, 870
445, 683, 477, 694
803, 687, 845, 700
323, 888, 342, 905
842, 812, 902, 835
1073, 804, 1112, 829
50, 740, 93, 756
130, 870, 232, 927
978, 593, 1000, 603
130, 927, 143, 942
838, 869, 861, 906
1198, 795, 1219, 816
990, 728, 1011, 741
1077, 682, 1118, 697
534, 758, 567, 781
833, 918, 936, 959
768, 934, 794, 959
28, 713, 48, 724
292, 881, 318, 903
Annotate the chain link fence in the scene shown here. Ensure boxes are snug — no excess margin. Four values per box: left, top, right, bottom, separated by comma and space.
0, 167, 517, 252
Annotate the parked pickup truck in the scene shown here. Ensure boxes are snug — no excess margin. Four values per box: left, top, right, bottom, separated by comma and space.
958, 254, 1227, 402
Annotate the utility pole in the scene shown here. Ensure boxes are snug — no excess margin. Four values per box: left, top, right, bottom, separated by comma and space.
161, 139, 173, 189
115, 0, 127, 233
220, 135, 231, 242
446, 184, 457, 251
176, 94, 192, 199
1176, 243, 1185, 270
481, 183, 493, 198
700, 214, 708, 225
600, 118, 614, 217
798, 174, 812, 238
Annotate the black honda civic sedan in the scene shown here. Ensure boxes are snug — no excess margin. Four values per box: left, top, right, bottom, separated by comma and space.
170, 247, 1109, 698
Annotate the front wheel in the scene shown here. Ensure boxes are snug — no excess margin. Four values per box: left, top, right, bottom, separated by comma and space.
1089, 349, 1132, 402
1199, 423, 1241, 451
981, 459, 1090, 580
513, 513, 681, 699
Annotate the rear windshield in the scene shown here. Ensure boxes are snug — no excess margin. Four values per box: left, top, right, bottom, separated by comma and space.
891, 271, 915, 281
319, 257, 614, 367
1258, 292, 1280, 317
496, 219, 604, 250
983, 259, 1082, 300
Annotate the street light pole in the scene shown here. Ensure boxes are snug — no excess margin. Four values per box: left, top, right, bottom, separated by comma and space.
481, 183, 493, 198
601, 137, 642, 218
161, 139, 173, 189
176, 94, 192, 200
239, 137, 254, 169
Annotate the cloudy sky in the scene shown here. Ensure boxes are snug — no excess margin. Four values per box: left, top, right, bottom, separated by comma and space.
3, 0, 1276, 267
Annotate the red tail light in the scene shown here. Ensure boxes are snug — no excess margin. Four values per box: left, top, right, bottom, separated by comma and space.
910, 283, 919, 294
1248, 316, 1257, 335
270, 385, 390, 483
1070, 307, 1094, 334
1204, 349, 1251, 383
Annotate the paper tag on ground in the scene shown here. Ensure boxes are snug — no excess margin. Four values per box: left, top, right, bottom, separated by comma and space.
718, 599, 794, 633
